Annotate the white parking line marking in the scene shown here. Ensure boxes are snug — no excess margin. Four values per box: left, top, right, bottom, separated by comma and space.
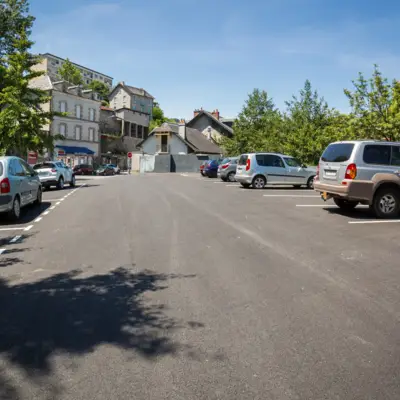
34, 217, 42, 223
50, 206, 56, 210
348, 219, 400, 224
46, 199, 63, 202
0, 227, 25, 232
56, 202, 61, 205
24, 225, 33, 232
43, 211, 50, 216
296, 204, 369, 208
213, 181, 226, 183
263, 195, 320, 198
0, 249, 6, 255
226, 184, 240, 187
9, 235, 22, 244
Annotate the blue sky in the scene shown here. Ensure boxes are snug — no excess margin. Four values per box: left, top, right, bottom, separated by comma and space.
30, 0, 400, 119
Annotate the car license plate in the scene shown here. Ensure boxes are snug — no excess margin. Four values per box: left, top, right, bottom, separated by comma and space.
324, 170, 336, 177
38, 171, 47, 176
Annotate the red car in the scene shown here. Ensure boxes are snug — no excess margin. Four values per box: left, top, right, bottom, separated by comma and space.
73, 164, 93, 175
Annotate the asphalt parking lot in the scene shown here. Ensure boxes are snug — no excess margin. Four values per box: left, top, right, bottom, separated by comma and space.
1, 172, 399, 399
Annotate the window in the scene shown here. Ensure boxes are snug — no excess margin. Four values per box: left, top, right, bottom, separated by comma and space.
391, 146, 400, 166
321, 143, 355, 162
20, 160, 34, 176
0, 161, 3, 176
363, 145, 391, 165
238, 155, 248, 166
75, 125, 82, 140
89, 108, 95, 121
33, 162, 55, 170
256, 154, 284, 168
89, 128, 94, 141
75, 105, 82, 119
59, 123, 67, 136
283, 157, 302, 167
10, 159, 25, 176
60, 101, 67, 113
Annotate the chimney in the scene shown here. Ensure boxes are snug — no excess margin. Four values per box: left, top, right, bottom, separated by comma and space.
179, 119, 186, 140
211, 109, 220, 120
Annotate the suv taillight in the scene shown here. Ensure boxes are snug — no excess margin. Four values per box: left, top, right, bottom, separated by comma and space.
0, 178, 10, 194
246, 159, 251, 171
51, 169, 57, 173
345, 163, 357, 180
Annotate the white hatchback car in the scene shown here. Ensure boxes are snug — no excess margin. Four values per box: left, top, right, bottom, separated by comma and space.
0, 156, 42, 220
33, 161, 75, 190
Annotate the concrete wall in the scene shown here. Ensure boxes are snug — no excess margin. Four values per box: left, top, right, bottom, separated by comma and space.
142, 135, 158, 154
142, 134, 188, 155
116, 109, 150, 127
110, 87, 131, 110
153, 155, 171, 173
152, 154, 220, 173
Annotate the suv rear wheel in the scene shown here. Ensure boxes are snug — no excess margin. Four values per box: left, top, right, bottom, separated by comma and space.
333, 198, 359, 211
8, 196, 21, 221
371, 187, 400, 219
252, 175, 266, 189
57, 176, 64, 190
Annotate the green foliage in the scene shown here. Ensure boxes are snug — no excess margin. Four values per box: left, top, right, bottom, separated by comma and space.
0, 0, 34, 58
344, 65, 400, 141
0, 28, 62, 155
149, 102, 175, 131
57, 58, 83, 85
86, 79, 110, 102
220, 89, 283, 155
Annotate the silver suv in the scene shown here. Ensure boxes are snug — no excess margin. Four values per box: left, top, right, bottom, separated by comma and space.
314, 140, 400, 218
0, 156, 42, 220
218, 157, 238, 182
235, 153, 316, 189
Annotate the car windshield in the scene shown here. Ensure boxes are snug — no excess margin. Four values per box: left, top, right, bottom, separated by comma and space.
321, 143, 355, 162
283, 157, 302, 167
33, 163, 54, 170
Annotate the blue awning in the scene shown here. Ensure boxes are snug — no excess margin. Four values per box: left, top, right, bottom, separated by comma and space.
55, 145, 95, 155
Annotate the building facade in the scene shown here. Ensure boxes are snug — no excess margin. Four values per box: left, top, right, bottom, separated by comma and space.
108, 82, 154, 140
34, 53, 113, 88
29, 75, 102, 166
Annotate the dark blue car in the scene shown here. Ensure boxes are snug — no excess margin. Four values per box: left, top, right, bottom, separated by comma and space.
204, 159, 220, 178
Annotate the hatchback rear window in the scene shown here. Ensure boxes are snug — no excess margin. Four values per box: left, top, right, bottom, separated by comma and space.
238, 155, 248, 165
321, 143, 355, 162
363, 145, 390, 165
221, 158, 230, 164
33, 163, 55, 170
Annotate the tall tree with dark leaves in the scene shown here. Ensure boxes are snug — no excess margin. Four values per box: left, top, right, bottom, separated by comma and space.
0, 27, 62, 155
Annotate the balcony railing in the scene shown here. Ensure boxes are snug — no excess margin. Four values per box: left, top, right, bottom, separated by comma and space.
156, 144, 170, 153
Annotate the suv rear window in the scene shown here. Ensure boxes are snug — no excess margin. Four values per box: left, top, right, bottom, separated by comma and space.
363, 145, 391, 165
238, 155, 248, 165
321, 143, 355, 162
33, 163, 55, 170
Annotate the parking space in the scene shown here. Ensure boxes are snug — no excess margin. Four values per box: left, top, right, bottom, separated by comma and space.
181, 172, 400, 228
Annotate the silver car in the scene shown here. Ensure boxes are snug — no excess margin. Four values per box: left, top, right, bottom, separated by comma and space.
0, 156, 42, 220
314, 140, 400, 218
218, 157, 239, 182
235, 152, 316, 189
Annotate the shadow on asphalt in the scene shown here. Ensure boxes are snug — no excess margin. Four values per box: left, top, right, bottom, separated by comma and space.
325, 207, 375, 220
0, 267, 200, 397
0, 202, 51, 226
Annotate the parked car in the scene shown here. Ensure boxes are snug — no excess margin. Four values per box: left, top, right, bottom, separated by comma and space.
235, 153, 316, 189
314, 140, 400, 218
0, 156, 42, 220
95, 165, 115, 176
33, 161, 75, 190
218, 157, 239, 182
73, 164, 94, 175
107, 164, 120, 174
204, 159, 221, 178
200, 161, 210, 176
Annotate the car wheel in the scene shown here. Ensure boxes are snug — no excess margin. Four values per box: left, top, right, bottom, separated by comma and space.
227, 172, 236, 182
252, 175, 266, 189
221, 177, 227, 182
371, 187, 400, 219
70, 175, 76, 187
112, 171, 115, 176
8, 196, 21, 221
57, 176, 64, 190
307, 176, 315, 189
34, 188, 42, 205
240, 183, 251, 188
334, 198, 359, 211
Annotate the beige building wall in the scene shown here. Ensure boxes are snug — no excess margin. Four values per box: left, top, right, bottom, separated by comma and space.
110, 87, 132, 110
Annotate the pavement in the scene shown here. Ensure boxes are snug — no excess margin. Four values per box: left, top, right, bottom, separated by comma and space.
0, 172, 399, 400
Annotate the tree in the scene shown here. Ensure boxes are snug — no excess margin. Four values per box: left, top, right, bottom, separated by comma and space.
220, 89, 282, 155
149, 102, 175, 131
57, 58, 83, 85
344, 65, 400, 141
0, 0, 34, 59
87, 79, 110, 104
281, 80, 335, 164
0, 29, 62, 155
